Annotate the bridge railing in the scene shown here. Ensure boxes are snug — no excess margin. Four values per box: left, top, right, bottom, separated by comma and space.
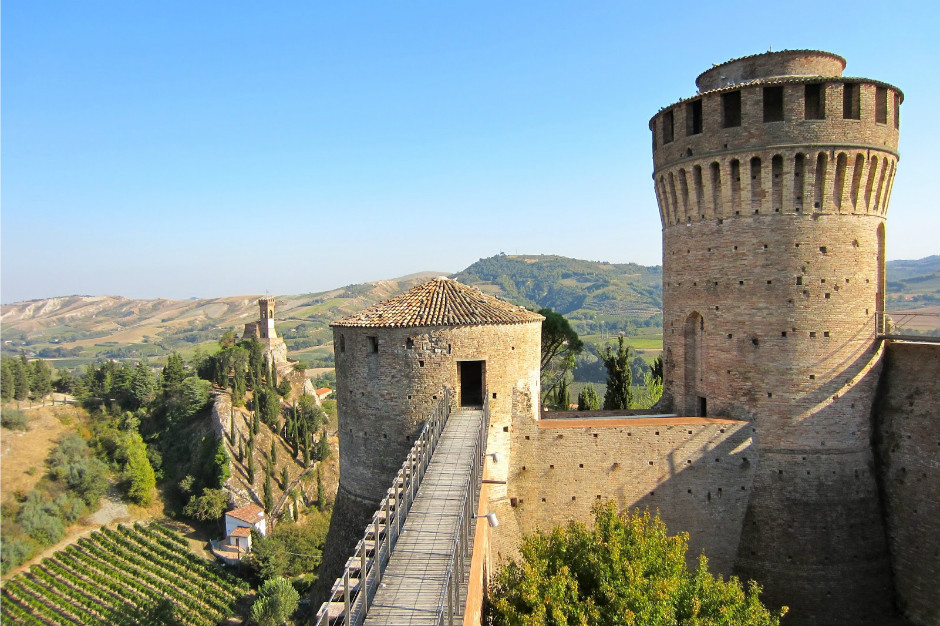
315, 389, 453, 626
436, 394, 490, 625
878, 311, 940, 340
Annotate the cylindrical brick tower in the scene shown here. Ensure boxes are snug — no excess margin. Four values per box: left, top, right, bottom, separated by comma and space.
650, 51, 902, 624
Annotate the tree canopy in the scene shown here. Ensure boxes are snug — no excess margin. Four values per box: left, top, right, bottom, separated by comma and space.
539, 308, 583, 403
601, 336, 633, 411
487, 502, 786, 626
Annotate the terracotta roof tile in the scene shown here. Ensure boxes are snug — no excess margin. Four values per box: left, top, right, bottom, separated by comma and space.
227, 503, 264, 523
331, 277, 543, 328
229, 526, 252, 538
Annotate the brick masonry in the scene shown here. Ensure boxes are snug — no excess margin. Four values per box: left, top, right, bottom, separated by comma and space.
651, 51, 901, 625
875, 342, 940, 626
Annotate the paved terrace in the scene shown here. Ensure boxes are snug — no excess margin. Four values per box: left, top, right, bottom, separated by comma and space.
363, 408, 483, 625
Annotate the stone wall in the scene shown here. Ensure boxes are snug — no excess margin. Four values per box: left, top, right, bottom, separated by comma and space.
492, 392, 756, 577
650, 50, 900, 624
875, 341, 940, 626
332, 321, 541, 505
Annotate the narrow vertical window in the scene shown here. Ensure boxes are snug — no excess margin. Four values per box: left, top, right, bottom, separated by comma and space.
793, 153, 805, 210
850, 154, 865, 209
875, 86, 888, 124
814, 152, 828, 210
833, 153, 847, 210
842, 83, 860, 120
763, 86, 784, 122
668, 172, 680, 223
864, 156, 879, 211
771, 155, 783, 212
368, 336, 378, 353
663, 110, 674, 144
339, 334, 345, 353
693, 165, 704, 214
750, 157, 763, 211
730, 159, 741, 214
679, 169, 690, 216
805, 83, 825, 119
686, 99, 703, 135
722, 91, 742, 128
710, 162, 722, 215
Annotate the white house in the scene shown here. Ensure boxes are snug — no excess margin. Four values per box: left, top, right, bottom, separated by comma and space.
212, 503, 267, 563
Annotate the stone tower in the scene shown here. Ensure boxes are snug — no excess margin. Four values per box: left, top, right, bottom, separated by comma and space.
649, 51, 902, 623
331, 277, 542, 509
258, 297, 276, 340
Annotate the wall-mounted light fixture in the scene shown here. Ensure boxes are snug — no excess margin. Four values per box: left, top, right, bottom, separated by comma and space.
475, 513, 499, 528
485, 452, 499, 463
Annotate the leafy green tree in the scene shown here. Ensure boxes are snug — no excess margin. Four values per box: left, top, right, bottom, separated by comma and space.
577, 384, 599, 411
1, 358, 16, 401
651, 353, 664, 383
123, 432, 156, 505
260, 387, 282, 429
487, 502, 787, 626
48, 434, 109, 506
316, 430, 330, 462
601, 336, 633, 410
214, 439, 232, 487
250, 577, 299, 626
130, 361, 156, 410
54, 368, 78, 394
297, 393, 321, 430
17, 491, 65, 546
276, 378, 292, 397
183, 488, 229, 522
220, 329, 237, 349
14, 357, 31, 402
30, 359, 53, 403
538, 308, 584, 403
633, 370, 664, 411
161, 353, 187, 392
552, 377, 570, 410
263, 470, 275, 513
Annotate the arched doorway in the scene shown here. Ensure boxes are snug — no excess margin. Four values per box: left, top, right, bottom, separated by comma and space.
684, 312, 705, 416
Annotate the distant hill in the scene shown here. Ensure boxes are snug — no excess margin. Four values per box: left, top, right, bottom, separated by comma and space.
0, 273, 443, 366
886, 255, 940, 310
454, 254, 662, 329
3, 254, 937, 368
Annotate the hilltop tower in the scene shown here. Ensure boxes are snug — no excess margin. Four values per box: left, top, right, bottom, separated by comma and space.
258, 297, 277, 339
650, 51, 902, 623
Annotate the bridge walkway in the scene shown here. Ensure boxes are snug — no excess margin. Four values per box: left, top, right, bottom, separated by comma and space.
363, 408, 483, 625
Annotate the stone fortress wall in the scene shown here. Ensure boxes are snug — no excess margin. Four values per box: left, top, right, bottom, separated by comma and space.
331, 322, 541, 506
649, 50, 903, 624
875, 342, 940, 626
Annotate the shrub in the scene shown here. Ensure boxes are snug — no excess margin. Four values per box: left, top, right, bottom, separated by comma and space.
0, 409, 30, 430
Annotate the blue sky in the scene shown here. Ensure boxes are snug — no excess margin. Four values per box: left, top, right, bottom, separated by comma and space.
3, 1, 938, 303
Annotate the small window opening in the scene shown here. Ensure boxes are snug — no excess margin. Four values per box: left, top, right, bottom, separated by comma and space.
687, 99, 703, 135
796, 276, 803, 285
662, 110, 674, 144
418, 360, 425, 367
824, 331, 831, 337
763, 86, 784, 122
368, 336, 378, 353
722, 91, 742, 128
810, 332, 817, 338
339, 334, 346, 353
893, 93, 900, 129
805, 83, 825, 119
406, 338, 414, 349
843, 83, 860, 120
819, 246, 827, 254
875, 87, 888, 124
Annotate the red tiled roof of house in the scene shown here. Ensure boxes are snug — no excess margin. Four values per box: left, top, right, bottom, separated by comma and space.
227, 503, 264, 523
229, 526, 252, 538
331, 277, 543, 328
315, 387, 332, 396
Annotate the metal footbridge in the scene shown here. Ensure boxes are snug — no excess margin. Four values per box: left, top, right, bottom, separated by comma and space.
316, 393, 487, 626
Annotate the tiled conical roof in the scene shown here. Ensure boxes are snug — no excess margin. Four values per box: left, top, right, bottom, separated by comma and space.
331, 277, 543, 328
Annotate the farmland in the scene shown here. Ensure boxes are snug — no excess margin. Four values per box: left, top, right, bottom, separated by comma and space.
1, 522, 249, 625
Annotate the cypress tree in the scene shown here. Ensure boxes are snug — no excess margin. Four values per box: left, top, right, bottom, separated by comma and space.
316, 466, 325, 511
281, 466, 289, 490
252, 410, 260, 435
247, 448, 256, 484
270, 439, 277, 465
263, 468, 274, 512
317, 429, 330, 462
601, 336, 633, 410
